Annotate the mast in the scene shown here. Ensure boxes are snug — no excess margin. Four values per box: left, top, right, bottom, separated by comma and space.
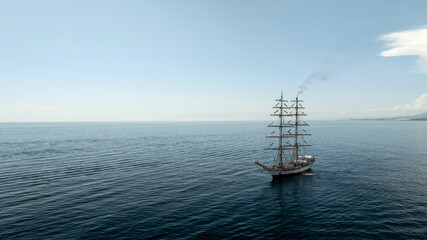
295, 97, 299, 161
289, 97, 311, 162
266, 92, 289, 166
279, 92, 283, 166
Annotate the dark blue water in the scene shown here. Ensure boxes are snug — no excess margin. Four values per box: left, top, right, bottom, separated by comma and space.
0, 121, 426, 239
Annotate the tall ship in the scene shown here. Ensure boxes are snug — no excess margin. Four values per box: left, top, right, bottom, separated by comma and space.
255, 93, 315, 178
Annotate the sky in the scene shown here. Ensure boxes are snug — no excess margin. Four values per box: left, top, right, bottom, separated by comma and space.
1, 0, 427, 122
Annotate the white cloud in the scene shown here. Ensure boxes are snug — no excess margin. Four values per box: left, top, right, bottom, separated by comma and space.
399, 92, 427, 110
365, 92, 427, 114
379, 27, 427, 72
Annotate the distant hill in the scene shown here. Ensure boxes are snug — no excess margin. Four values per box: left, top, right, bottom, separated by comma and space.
355, 112, 427, 121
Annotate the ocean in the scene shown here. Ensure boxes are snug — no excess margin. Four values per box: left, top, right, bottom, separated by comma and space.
0, 121, 426, 239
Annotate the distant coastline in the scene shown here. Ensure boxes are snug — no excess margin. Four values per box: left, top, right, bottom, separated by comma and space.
352, 112, 427, 121
353, 118, 427, 121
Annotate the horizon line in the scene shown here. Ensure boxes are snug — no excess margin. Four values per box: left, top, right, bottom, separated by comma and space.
0, 119, 345, 124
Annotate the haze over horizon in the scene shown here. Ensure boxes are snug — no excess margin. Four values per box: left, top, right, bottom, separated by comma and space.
1, 0, 427, 122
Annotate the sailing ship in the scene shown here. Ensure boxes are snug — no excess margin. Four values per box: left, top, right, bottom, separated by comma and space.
255, 92, 315, 178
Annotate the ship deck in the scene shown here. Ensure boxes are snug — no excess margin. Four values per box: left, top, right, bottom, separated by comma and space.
268, 159, 315, 171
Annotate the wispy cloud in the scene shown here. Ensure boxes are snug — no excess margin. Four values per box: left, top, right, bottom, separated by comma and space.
379, 27, 427, 72
16, 103, 56, 112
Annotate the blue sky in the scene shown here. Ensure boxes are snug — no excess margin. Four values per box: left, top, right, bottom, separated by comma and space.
1, 0, 427, 121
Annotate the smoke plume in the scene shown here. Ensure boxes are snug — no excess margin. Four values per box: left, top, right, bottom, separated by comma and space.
297, 70, 331, 96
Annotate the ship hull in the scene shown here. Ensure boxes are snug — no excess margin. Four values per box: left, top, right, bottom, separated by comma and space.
269, 162, 314, 178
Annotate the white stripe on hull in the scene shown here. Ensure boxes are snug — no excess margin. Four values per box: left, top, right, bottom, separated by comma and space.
269, 162, 314, 176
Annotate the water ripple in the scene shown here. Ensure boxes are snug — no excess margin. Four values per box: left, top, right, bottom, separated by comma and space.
0, 121, 426, 239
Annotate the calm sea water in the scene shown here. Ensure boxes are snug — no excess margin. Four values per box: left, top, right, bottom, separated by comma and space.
0, 121, 426, 239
